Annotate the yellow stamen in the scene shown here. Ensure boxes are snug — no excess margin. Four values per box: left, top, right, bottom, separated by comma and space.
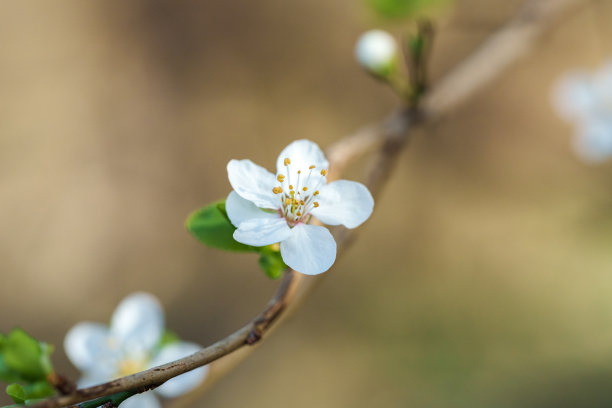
277, 174, 285, 182
297, 170, 301, 174
272, 187, 283, 194
320, 169, 327, 176
289, 185, 294, 190
300, 200, 305, 205
118, 359, 146, 377
313, 202, 319, 208
284, 158, 291, 166
309, 165, 316, 169
285, 198, 291, 205
290, 191, 295, 196
302, 187, 308, 191
314, 190, 319, 196
296, 211, 301, 217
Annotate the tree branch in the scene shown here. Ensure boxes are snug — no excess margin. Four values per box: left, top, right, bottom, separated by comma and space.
27, 0, 588, 406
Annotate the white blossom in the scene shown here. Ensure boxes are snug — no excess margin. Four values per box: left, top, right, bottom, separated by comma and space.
226, 139, 374, 275
64, 293, 208, 408
355, 29, 398, 76
553, 59, 612, 163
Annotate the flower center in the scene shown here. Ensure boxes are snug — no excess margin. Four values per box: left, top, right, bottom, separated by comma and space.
117, 358, 147, 377
272, 157, 326, 226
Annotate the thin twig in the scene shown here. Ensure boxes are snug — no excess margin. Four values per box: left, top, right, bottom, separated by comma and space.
26, 0, 587, 406
326, 0, 588, 171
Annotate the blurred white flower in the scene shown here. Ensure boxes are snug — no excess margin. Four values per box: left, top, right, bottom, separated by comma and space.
355, 29, 398, 77
226, 139, 374, 275
64, 293, 208, 408
553, 60, 612, 163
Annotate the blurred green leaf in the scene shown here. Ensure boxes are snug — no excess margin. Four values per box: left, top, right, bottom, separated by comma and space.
158, 330, 180, 348
367, 0, 448, 19
5, 384, 25, 404
258, 247, 288, 280
5, 381, 54, 405
0, 329, 53, 383
186, 200, 255, 252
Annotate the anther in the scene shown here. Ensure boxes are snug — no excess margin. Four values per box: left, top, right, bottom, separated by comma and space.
290, 191, 295, 196
314, 190, 319, 196
284, 158, 291, 166
289, 185, 294, 190
296, 211, 301, 217
302, 187, 308, 191
314, 202, 319, 208
272, 187, 283, 194
320, 169, 327, 176
297, 170, 301, 174
309, 165, 316, 169
285, 198, 291, 205
277, 174, 285, 182
300, 200, 305, 205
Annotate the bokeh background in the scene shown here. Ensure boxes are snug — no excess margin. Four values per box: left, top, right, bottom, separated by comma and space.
1, 0, 612, 406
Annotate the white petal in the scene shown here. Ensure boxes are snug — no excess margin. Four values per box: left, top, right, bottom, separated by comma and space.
233, 216, 292, 247
77, 369, 116, 388
280, 224, 336, 275
311, 180, 374, 228
553, 72, 596, 121
276, 140, 329, 175
225, 191, 278, 228
150, 342, 209, 398
573, 120, 612, 163
110, 293, 164, 356
119, 392, 161, 408
227, 159, 279, 209
64, 322, 112, 372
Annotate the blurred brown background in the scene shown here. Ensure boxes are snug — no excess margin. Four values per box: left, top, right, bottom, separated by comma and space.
2, 0, 612, 406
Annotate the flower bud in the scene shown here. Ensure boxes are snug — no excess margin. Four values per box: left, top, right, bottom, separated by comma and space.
355, 30, 398, 78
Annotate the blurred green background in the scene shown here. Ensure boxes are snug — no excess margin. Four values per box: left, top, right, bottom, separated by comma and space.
1, 0, 612, 406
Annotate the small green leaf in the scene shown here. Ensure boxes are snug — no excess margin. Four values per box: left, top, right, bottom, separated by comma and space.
186, 200, 256, 252
6, 384, 25, 404
367, 0, 449, 19
0, 329, 53, 383
5, 381, 55, 405
21, 381, 55, 400
158, 330, 180, 348
258, 247, 288, 280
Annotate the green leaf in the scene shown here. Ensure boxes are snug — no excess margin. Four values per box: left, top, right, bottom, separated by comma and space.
186, 200, 256, 252
367, 0, 449, 19
21, 381, 55, 400
5, 381, 54, 405
158, 330, 180, 348
0, 329, 54, 383
5, 384, 25, 404
258, 247, 288, 280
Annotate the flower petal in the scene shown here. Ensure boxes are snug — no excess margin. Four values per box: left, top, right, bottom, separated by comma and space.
233, 216, 292, 247
119, 392, 161, 408
280, 224, 336, 275
150, 342, 209, 398
110, 293, 164, 356
553, 72, 596, 121
64, 322, 112, 372
77, 369, 117, 388
276, 140, 329, 175
225, 191, 279, 228
311, 180, 374, 228
573, 119, 612, 163
227, 159, 278, 209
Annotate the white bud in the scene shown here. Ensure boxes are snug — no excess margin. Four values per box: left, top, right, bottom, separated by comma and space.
355, 30, 398, 76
